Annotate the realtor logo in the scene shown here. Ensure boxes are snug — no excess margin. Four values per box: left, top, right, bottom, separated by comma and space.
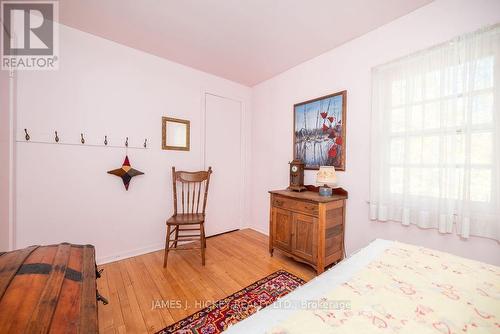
1, 0, 59, 70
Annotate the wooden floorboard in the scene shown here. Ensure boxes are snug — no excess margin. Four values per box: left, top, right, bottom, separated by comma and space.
97, 228, 316, 333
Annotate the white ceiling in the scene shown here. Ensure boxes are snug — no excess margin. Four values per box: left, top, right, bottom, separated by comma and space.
58, 0, 433, 86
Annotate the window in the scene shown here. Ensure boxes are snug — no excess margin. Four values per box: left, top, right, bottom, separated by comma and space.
370, 25, 500, 241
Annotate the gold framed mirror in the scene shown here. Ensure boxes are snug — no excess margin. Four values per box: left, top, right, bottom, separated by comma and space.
162, 117, 190, 151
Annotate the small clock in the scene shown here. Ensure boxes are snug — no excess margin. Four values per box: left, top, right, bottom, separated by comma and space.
288, 159, 307, 192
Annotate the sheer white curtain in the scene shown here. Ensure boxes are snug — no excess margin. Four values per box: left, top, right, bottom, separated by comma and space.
370, 25, 500, 241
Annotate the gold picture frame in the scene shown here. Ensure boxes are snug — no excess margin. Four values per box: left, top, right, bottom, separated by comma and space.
162, 117, 190, 151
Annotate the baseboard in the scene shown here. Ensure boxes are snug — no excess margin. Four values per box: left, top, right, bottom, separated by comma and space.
96, 229, 242, 265
96, 228, 258, 265
97, 242, 164, 265
248, 226, 269, 236
206, 229, 239, 238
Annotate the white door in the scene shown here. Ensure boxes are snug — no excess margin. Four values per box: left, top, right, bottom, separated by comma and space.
204, 93, 242, 236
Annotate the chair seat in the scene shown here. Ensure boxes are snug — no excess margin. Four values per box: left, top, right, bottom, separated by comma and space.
167, 213, 205, 225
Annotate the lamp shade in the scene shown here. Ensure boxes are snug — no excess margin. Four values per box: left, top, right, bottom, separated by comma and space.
316, 166, 337, 187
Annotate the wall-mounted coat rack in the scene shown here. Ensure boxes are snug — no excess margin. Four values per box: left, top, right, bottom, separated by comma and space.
18, 129, 149, 150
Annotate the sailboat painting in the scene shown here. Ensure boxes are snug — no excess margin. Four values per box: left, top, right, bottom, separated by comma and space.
293, 91, 347, 170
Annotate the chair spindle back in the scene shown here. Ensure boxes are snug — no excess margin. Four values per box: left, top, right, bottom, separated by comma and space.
172, 166, 213, 216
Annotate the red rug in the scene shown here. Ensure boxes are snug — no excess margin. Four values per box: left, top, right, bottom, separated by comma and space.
157, 270, 305, 334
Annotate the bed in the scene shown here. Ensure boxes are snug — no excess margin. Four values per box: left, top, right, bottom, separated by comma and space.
226, 239, 500, 333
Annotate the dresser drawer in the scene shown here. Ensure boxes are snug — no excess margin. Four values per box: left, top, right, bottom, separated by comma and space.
272, 195, 318, 216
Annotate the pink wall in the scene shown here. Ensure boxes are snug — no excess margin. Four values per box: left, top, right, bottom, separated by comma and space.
10, 0, 500, 265
250, 0, 500, 265
14, 23, 252, 263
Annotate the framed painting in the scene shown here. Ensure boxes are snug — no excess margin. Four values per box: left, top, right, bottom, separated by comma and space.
293, 90, 346, 170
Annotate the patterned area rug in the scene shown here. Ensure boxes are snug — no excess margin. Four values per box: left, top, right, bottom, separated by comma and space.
157, 270, 306, 334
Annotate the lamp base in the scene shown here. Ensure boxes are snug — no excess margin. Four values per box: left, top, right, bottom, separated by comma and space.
319, 185, 332, 197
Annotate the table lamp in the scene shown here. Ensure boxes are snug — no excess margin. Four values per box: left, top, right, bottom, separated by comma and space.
316, 166, 337, 196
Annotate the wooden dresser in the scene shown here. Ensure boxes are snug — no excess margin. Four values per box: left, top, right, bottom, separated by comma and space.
269, 189, 347, 275
0, 243, 101, 333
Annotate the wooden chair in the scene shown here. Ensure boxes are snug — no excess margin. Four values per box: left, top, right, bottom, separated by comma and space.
163, 166, 213, 268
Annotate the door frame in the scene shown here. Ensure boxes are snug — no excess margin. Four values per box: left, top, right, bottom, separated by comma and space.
201, 91, 247, 232
1, 69, 16, 251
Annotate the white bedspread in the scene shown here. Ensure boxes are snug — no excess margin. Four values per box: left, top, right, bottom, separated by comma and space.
226, 239, 394, 333
226, 239, 500, 333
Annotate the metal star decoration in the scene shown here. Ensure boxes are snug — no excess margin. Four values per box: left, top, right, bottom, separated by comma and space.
107, 156, 144, 190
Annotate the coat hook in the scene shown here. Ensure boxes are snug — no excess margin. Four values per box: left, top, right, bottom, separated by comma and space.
125, 137, 128, 147
55, 131, 59, 143
144, 138, 147, 148
24, 129, 30, 141
81, 133, 85, 144
104, 135, 108, 146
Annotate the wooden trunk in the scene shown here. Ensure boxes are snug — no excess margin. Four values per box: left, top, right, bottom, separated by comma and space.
0, 243, 98, 333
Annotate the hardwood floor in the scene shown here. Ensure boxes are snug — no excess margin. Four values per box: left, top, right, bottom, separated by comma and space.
97, 228, 316, 334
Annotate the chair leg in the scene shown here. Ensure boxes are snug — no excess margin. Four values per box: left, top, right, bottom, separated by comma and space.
202, 226, 206, 249
163, 225, 171, 268
200, 223, 206, 266
173, 226, 179, 248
